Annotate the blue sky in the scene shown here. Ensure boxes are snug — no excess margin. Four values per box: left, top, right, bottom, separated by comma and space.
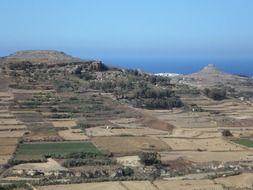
0, 0, 253, 73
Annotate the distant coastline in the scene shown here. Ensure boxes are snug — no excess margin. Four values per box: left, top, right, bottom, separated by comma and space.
102, 58, 253, 76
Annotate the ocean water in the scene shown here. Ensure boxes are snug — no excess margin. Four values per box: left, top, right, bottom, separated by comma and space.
103, 58, 253, 76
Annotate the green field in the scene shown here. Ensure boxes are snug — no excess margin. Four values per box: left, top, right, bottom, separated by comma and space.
233, 138, 253, 148
15, 142, 100, 160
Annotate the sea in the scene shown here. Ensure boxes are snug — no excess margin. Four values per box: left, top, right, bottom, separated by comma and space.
102, 58, 253, 77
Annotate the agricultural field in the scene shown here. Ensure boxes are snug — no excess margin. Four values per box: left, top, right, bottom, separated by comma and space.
36, 179, 226, 190
0, 89, 27, 167
160, 151, 253, 162
233, 138, 253, 148
58, 128, 89, 141
161, 137, 244, 151
92, 136, 169, 156
15, 142, 100, 161
0, 138, 18, 164
86, 126, 168, 137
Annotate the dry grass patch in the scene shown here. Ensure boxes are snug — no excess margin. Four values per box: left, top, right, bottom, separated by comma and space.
161, 137, 244, 151
160, 151, 253, 162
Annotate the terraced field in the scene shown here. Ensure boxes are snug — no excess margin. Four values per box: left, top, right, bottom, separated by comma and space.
15, 142, 100, 161
0, 85, 28, 167
36, 179, 226, 190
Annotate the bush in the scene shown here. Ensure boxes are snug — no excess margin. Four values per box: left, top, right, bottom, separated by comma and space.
139, 152, 160, 166
122, 167, 134, 176
222, 129, 233, 137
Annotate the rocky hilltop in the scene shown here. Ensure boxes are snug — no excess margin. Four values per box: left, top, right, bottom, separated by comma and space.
172, 64, 253, 94
192, 64, 224, 75
0, 50, 108, 72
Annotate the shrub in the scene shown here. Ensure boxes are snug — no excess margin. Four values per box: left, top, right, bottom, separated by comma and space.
222, 129, 233, 137
139, 152, 160, 166
122, 167, 134, 176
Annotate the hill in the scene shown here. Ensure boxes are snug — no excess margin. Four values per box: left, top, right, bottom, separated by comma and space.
172, 64, 253, 96
1, 50, 81, 64
1, 50, 108, 72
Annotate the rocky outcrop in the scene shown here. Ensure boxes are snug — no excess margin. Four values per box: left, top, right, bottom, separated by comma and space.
1, 50, 108, 72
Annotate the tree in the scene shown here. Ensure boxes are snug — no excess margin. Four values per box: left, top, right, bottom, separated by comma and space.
204, 88, 226, 101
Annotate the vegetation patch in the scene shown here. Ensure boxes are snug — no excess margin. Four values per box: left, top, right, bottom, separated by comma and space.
233, 138, 253, 148
204, 88, 227, 101
88, 70, 183, 109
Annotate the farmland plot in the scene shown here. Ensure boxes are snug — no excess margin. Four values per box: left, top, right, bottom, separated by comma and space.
36, 180, 225, 190
161, 137, 244, 151
15, 142, 100, 161
93, 136, 169, 156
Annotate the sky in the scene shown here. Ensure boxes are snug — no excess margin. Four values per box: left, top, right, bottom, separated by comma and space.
0, 0, 253, 74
